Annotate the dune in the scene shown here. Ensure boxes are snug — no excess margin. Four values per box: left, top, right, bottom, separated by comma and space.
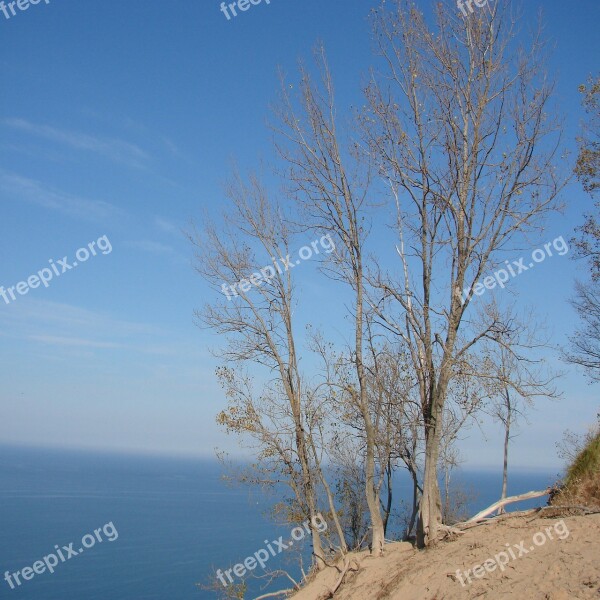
291, 511, 600, 599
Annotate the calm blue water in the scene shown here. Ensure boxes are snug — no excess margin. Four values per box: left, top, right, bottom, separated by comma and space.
0, 446, 559, 599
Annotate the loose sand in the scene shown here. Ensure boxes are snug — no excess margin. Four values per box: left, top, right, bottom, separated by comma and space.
291, 512, 600, 599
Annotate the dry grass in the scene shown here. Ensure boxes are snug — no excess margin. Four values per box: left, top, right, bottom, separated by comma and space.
552, 432, 600, 509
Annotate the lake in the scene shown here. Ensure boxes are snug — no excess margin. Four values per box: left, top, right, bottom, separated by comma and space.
0, 445, 559, 599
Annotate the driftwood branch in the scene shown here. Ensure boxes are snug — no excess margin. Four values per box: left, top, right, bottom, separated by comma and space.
458, 508, 538, 530
465, 489, 552, 523
254, 590, 294, 600
457, 503, 600, 532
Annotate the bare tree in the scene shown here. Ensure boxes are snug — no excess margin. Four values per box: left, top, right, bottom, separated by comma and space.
481, 309, 560, 511
365, 342, 423, 539
574, 75, 600, 222
188, 172, 327, 570
567, 75, 600, 379
272, 49, 387, 555
566, 282, 600, 382
363, 0, 566, 546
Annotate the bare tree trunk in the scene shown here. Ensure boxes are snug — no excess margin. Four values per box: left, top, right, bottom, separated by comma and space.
406, 467, 420, 540
310, 434, 348, 553
355, 242, 386, 556
320, 472, 347, 554
280, 289, 326, 568
294, 427, 325, 567
443, 456, 451, 524
498, 390, 511, 515
417, 401, 443, 546
382, 461, 393, 536
365, 421, 386, 554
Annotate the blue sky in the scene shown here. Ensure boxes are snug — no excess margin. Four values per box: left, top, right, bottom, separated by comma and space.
0, 0, 598, 468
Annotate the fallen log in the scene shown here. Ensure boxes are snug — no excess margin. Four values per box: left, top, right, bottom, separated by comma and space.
465, 488, 552, 523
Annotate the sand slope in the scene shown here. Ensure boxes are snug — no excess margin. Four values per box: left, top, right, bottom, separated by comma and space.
291, 513, 600, 599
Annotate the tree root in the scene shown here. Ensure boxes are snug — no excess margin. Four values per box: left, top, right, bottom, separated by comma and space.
314, 557, 360, 600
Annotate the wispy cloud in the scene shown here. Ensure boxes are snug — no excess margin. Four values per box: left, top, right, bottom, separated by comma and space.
0, 170, 119, 221
125, 240, 177, 256
125, 238, 188, 265
155, 216, 180, 236
0, 299, 163, 336
78, 110, 190, 163
0, 299, 183, 356
2, 118, 150, 169
28, 335, 124, 349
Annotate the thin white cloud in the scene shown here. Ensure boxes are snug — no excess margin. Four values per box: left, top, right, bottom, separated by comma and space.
77, 110, 190, 163
125, 238, 188, 265
125, 240, 177, 256
0, 300, 187, 357
2, 118, 150, 169
0, 170, 119, 221
0, 299, 163, 337
155, 216, 180, 236
28, 335, 124, 349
